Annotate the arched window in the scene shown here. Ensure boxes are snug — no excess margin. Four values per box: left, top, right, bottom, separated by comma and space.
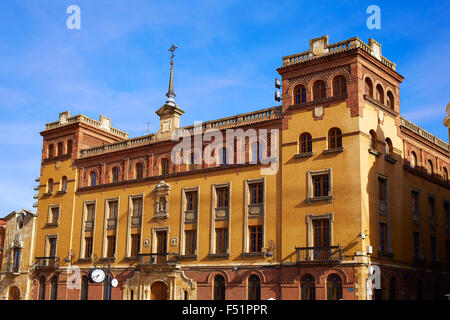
48, 179, 54, 194
387, 91, 395, 110
135, 163, 143, 179
48, 144, 54, 158
365, 78, 373, 98
389, 276, 396, 300
111, 167, 119, 183
67, 140, 73, 155
327, 274, 343, 300
190, 152, 198, 171
427, 160, 433, 175
443, 167, 448, 183
213, 275, 226, 300
57, 142, 63, 156
294, 85, 306, 104
219, 148, 228, 166
90, 172, 97, 186
161, 158, 169, 175
313, 80, 326, 101
251, 143, 262, 163
333, 76, 347, 96
301, 274, 316, 300
385, 138, 393, 156
50, 276, 58, 300
81, 276, 89, 300
369, 130, 377, 150
248, 275, 261, 300
299, 133, 312, 153
39, 277, 46, 300
376, 84, 384, 104
61, 176, 67, 192
328, 128, 342, 150
410, 152, 417, 169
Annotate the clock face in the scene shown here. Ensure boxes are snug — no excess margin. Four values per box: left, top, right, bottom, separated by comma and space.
90, 268, 106, 283
111, 278, 118, 288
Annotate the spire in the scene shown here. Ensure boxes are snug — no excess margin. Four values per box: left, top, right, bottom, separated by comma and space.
165, 44, 178, 107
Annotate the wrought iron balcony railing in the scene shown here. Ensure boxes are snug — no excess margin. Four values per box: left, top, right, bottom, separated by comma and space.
34, 257, 60, 269
295, 246, 342, 263
137, 253, 177, 266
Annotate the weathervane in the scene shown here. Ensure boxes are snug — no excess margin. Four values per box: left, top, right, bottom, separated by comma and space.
165, 44, 178, 106
168, 44, 178, 61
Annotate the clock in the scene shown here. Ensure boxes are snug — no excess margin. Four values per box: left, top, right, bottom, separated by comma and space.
89, 268, 106, 283
111, 278, 119, 288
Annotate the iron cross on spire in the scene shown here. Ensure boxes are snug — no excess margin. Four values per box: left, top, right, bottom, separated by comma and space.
168, 44, 178, 61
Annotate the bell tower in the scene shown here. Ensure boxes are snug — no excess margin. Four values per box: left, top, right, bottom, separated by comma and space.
155, 44, 184, 140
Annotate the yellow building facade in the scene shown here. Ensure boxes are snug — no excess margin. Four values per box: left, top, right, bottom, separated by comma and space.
31, 36, 450, 300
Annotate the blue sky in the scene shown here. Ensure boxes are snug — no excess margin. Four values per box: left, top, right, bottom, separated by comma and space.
0, 0, 449, 215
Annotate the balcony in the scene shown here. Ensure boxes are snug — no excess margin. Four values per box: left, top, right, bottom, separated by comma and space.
107, 218, 117, 229
137, 253, 177, 269
84, 220, 94, 231
295, 246, 342, 263
130, 215, 141, 227
34, 257, 60, 270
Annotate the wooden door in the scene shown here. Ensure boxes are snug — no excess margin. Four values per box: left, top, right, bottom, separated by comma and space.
156, 231, 167, 264
151, 281, 168, 300
313, 219, 330, 260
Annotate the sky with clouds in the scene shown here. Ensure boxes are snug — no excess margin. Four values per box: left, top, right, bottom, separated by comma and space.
0, 0, 449, 215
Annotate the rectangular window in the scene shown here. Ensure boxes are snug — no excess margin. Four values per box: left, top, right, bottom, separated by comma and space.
51, 207, 59, 224
156, 231, 167, 253
215, 228, 228, 254
130, 234, 140, 257
48, 237, 57, 257
249, 183, 263, 204
313, 219, 330, 247
84, 237, 93, 258
413, 232, 420, 258
430, 236, 437, 262
186, 191, 198, 211
411, 190, 420, 217
185, 230, 196, 255
312, 174, 329, 198
446, 240, 450, 267
378, 177, 387, 202
379, 223, 388, 252
132, 198, 142, 217
216, 187, 229, 208
249, 226, 263, 252
107, 235, 116, 258
444, 202, 450, 223
86, 204, 95, 221
428, 197, 436, 220
109, 200, 118, 219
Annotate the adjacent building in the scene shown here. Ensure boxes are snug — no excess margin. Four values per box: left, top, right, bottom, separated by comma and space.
31, 36, 450, 300
0, 209, 37, 300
